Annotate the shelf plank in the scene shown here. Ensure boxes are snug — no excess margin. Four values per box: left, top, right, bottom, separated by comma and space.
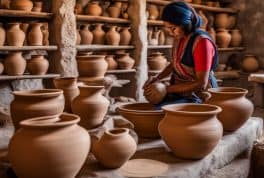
148, 20, 164, 26
0, 46, 58, 51
76, 45, 134, 51
76, 15, 130, 24
218, 47, 245, 52
146, 0, 238, 13
148, 45, 172, 49
0, 9, 52, 19
0, 74, 60, 81
106, 69, 136, 74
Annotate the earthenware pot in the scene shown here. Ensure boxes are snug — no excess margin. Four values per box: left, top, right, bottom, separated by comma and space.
230, 29, 242, 47
106, 26, 120, 45
85, 1, 102, 16
241, 55, 259, 73
9, 113, 90, 178
10, 0, 33, 11
105, 55, 118, 70
80, 24, 93, 45
7, 23, 25, 46
148, 4, 159, 20
215, 13, 230, 29
27, 55, 49, 75
144, 82, 167, 104
216, 28, 231, 48
107, 5, 121, 18
92, 24, 105, 44
4, 52, 26, 75
147, 52, 167, 71
32, 1, 42, 12
120, 27, 131, 45
116, 53, 135, 70
28, 23, 43, 46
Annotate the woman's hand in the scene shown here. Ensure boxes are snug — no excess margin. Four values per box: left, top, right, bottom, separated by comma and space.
142, 76, 159, 90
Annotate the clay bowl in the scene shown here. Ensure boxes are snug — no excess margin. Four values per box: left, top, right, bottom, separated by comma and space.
117, 102, 164, 138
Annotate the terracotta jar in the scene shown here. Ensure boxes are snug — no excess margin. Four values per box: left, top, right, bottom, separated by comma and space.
32, 1, 42, 12
10, 0, 33, 11
144, 82, 167, 104
159, 103, 223, 159
230, 29, 242, 47
10, 89, 65, 130
147, 52, 167, 71
7, 23, 25, 47
105, 55, 118, 70
241, 55, 259, 73
0, 0, 10, 9
53, 77, 80, 113
207, 87, 253, 132
4, 52, 26, 76
119, 27, 131, 45
85, 1, 102, 16
107, 5, 121, 18
28, 23, 43, 46
0, 23, 5, 46
9, 113, 91, 178
116, 53, 135, 70
92, 24, 105, 44
92, 128, 137, 168
106, 26, 120, 45
216, 29, 231, 48
80, 24, 93, 45
215, 13, 230, 29
0, 62, 4, 74
27, 55, 49, 75
72, 85, 110, 129
148, 4, 159, 20
77, 55, 108, 81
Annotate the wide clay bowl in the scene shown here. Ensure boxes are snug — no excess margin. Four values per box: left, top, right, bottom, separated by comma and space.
118, 102, 164, 138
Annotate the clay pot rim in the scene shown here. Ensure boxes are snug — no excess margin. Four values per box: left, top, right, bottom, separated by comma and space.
13, 89, 63, 97
19, 113, 80, 128
208, 87, 248, 94
105, 128, 129, 137
118, 102, 164, 115
162, 103, 222, 115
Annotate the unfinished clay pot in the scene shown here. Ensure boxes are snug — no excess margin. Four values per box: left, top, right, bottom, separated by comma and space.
0, 23, 5, 46
159, 103, 223, 159
4, 52, 26, 75
10, 89, 65, 130
32, 1, 42, 12
241, 55, 259, 73
215, 13, 230, 29
230, 29, 242, 47
53, 77, 80, 113
27, 55, 48, 75
11, 0, 33, 11
106, 26, 120, 45
144, 82, 167, 104
105, 55, 118, 70
118, 103, 164, 138
7, 23, 25, 47
147, 52, 167, 71
28, 23, 43, 46
92, 24, 105, 44
116, 53, 135, 70
9, 113, 91, 178
92, 128, 137, 168
216, 28, 231, 48
77, 55, 108, 81
85, 1, 102, 16
80, 24, 93, 45
72, 85, 110, 129
120, 27, 131, 45
207, 87, 253, 131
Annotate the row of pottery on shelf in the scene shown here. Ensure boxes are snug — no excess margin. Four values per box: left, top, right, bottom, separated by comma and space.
118, 86, 253, 159
147, 29, 174, 46
1, 52, 49, 75
77, 24, 131, 45
0, 0, 43, 12
0, 22, 49, 46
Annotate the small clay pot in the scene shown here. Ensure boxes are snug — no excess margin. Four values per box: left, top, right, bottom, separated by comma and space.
216, 28, 231, 48
105, 55, 118, 70
106, 26, 120, 45
230, 29, 242, 47
10, 0, 33, 11
85, 2, 102, 16
80, 24, 93, 45
147, 4, 159, 20
147, 52, 167, 71
107, 5, 121, 18
28, 23, 43, 46
4, 52, 26, 75
241, 55, 259, 73
27, 55, 49, 75
116, 53, 135, 70
119, 27, 131, 45
7, 23, 25, 47
215, 13, 230, 29
0, 0, 10, 9
32, 1, 42, 12
92, 24, 105, 45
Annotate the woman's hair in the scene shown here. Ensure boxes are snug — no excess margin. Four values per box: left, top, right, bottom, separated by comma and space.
161, 1, 203, 34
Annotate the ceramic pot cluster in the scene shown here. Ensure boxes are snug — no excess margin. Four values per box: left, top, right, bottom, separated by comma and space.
77, 24, 131, 46
105, 53, 135, 70
10, 89, 65, 130
147, 52, 167, 71
148, 28, 167, 46
9, 113, 91, 178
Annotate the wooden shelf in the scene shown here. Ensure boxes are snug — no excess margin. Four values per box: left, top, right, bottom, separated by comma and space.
148, 45, 172, 49
0, 46, 58, 51
148, 20, 163, 26
0, 9, 52, 19
106, 69, 136, 74
218, 47, 245, 52
215, 70, 240, 79
0, 74, 60, 81
76, 15, 130, 24
146, 0, 238, 13
76, 45, 134, 51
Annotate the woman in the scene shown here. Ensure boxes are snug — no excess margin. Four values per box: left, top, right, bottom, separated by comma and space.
144, 1, 219, 110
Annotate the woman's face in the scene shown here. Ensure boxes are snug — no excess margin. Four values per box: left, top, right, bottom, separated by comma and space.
163, 21, 185, 38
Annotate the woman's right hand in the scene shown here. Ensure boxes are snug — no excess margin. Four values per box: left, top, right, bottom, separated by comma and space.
143, 76, 158, 90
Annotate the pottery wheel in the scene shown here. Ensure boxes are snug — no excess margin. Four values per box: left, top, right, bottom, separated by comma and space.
119, 158, 169, 178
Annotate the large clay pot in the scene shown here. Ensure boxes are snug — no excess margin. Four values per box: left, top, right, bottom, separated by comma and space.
116, 53, 135, 70
77, 55, 108, 81
27, 55, 49, 75
28, 23, 43, 46
148, 4, 159, 20
53, 77, 80, 113
85, 1, 102, 16
4, 52, 26, 75
10, 0, 33, 11
106, 26, 120, 45
147, 52, 167, 71
9, 113, 91, 178
159, 103, 223, 159
92, 24, 105, 44
80, 24, 93, 45
230, 29, 242, 47
216, 28, 231, 48
120, 27, 131, 45
105, 55, 118, 70
241, 55, 259, 73
72, 85, 110, 129
92, 128, 137, 168
144, 82, 167, 104
7, 23, 25, 47
0, 23, 5, 46
207, 87, 254, 131
10, 89, 65, 130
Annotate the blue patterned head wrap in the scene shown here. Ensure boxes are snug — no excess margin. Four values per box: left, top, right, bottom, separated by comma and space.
161, 1, 203, 30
